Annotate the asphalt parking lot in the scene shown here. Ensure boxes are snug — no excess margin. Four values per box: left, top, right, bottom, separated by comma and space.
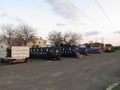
0, 51, 120, 90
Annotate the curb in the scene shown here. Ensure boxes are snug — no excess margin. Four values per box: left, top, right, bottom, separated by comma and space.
106, 83, 119, 90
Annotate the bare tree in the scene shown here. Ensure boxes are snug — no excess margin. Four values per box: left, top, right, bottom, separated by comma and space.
16, 24, 36, 46
0, 24, 16, 48
64, 32, 82, 45
14, 29, 23, 46
0, 24, 36, 47
48, 30, 62, 46
48, 31, 82, 46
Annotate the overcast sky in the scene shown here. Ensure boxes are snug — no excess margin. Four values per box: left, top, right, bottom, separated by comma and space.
0, 0, 120, 46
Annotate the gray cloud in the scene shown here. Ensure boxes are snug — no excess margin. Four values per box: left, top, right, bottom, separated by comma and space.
14, 17, 25, 23
46, 0, 80, 20
0, 13, 25, 24
114, 31, 120, 34
0, 2, 25, 25
0, 13, 9, 18
84, 31, 100, 36
56, 23, 66, 26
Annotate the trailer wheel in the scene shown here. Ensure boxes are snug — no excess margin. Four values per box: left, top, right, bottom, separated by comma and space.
9, 59, 13, 64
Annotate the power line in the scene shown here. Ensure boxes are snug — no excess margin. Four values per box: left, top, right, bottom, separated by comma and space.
66, 0, 101, 29
94, 0, 115, 27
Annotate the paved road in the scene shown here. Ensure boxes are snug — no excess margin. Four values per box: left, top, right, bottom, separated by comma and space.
0, 51, 120, 90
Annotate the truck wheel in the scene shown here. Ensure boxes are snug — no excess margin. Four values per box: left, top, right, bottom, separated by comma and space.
9, 59, 13, 64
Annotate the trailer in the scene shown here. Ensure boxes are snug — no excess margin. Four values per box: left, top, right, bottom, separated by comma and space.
30, 47, 61, 60
88, 47, 101, 54
0, 46, 29, 64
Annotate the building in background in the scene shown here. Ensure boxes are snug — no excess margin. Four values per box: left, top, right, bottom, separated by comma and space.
84, 42, 104, 48
92, 42, 104, 48
27, 37, 47, 48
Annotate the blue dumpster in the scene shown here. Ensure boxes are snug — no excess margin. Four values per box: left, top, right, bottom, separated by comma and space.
79, 47, 88, 56
30, 47, 61, 60
61, 45, 79, 57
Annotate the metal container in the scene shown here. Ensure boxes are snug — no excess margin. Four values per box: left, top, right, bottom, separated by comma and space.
61, 45, 79, 57
79, 47, 88, 56
30, 47, 61, 60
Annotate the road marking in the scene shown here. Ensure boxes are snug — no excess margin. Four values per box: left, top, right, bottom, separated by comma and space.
48, 61, 53, 63
50, 72, 63, 77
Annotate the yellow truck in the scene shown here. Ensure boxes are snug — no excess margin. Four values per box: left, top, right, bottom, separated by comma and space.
104, 44, 115, 52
